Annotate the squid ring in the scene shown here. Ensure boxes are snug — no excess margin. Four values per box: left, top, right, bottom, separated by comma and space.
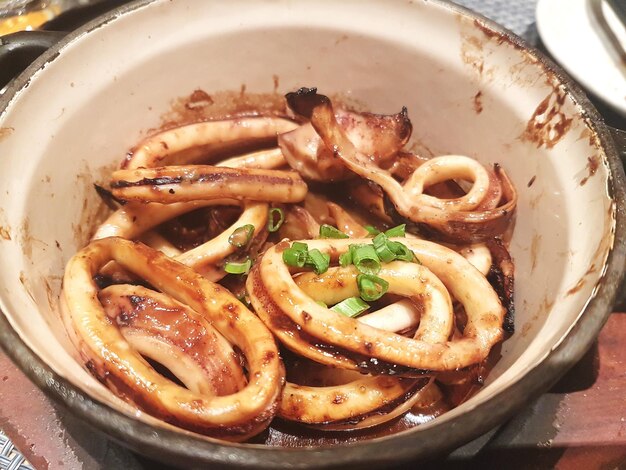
62, 237, 284, 441
123, 116, 298, 169
250, 238, 504, 372
276, 264, 452, 428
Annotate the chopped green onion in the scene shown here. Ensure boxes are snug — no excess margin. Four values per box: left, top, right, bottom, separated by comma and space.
331, 297, 370, 318
305, 248, 330, 275
283, 248, 308, 267
228, 224, 255, 248
319, 224, 349, 239
316, 300, 328, 308
283, 242, 310, 268
357, 274, 389, 301
388, 240, 415, 262
339, 251, 352, 267
372, 233, 396, 262
291, 241, 309, 252
351, 244, 381, 275
225, 258, 252, 275
267, 208, 284, 232
364, 225, 381, 236
384, 224, 406, 238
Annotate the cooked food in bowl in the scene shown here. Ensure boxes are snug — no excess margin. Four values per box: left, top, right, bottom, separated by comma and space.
59, 87, 517, 443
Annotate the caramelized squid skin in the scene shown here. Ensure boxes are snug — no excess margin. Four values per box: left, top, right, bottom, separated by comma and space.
249, 238, 505, 372
98, 284, 247, 397
110, 165, 308, 204
278, 107, 411, 182
280, 377, 427, 427
486, 238, 515, 333
62, 237, 284, 440
286, 87, 517, 243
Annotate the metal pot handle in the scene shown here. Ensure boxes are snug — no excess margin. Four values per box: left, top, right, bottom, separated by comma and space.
0, 30, 66, 90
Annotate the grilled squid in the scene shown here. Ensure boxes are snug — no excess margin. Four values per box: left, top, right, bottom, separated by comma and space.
276, 261, 453, 428
62, 237, 284, 440
247, 238, 505, 374
95, 145, 294, 277
285, 88, 517, 243
109, 165, 307, 205
122, 116, 297, 169
62, 89, 516, 442
278, 108, 411, 181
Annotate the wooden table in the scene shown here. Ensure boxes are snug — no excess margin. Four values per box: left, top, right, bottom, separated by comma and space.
1, 313, 624, 469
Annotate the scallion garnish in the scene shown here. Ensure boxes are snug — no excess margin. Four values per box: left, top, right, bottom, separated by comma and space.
228, 224, 254, 248
384, 224, 406, 238
267, 208, 284, 232
351, 244, 381, 275
357, 273, 389, 301
364, 225, 381, 236
372, 233, 396, 262
291, 241, 309, 252
339, 251, 352, 267
388, 240, 415, 262
305, 248, 330, 275
331, 296, 370, 318
319, 224, 349, 239
283, 245, 308, 268
225, 258, 252, 275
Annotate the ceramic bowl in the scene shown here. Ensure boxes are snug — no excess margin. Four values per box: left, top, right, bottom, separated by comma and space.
0, 0, 624, 467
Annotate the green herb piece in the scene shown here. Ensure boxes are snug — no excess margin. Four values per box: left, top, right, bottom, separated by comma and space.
319, 224, 349, 239
267, 208, 285, 232
225, 258, 252, 275
339, 251, 353, 267
283, 248, 307, 268
228, 224, 255, 248
364, 225, 381, 236
388, 240, 415, 262
372, 233, 396, 262
357, 273, 389, 301
384, 224, 406, 238
331, 297, 370, 318
351, 244, 381, 275
305, 248, 330, 275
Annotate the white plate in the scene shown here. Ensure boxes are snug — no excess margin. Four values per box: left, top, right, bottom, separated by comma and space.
537, 0, 626, 115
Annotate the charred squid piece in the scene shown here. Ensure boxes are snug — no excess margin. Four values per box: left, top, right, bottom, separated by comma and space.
486, 237, 515, 333
278, 107, 411, 182
280, 376, 429, 430
285, 88, 517, 244
98, 284, 247, 397
95, 147, 293, 278
248, 238, 505, 372
109, 165, 308, 204
122, 116, 297, 169
62, 237, 285, 441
